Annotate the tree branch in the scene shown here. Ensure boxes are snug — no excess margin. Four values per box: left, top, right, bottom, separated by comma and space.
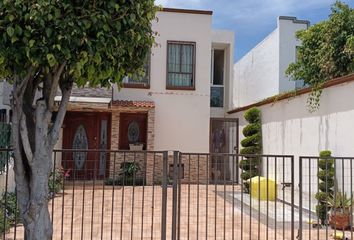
48, 62, 66, 110
49, 78, 73, 148
19, 113, 34, 166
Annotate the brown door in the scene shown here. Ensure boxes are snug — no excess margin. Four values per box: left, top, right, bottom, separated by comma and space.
119, 113, 147, 150
62, 112, 111, 180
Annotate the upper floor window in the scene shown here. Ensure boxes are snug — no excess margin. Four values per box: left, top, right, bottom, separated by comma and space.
123, 54, 150, 88
167, 41, 196, 90
210, 49, 224, 108
0, 109, 6, 123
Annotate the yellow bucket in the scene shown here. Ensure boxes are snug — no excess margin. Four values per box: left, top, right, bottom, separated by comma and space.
250, 176, 277, 201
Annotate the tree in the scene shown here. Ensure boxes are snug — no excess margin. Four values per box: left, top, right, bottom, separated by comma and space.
286, 1, 354, 111
0, 1, 157, 239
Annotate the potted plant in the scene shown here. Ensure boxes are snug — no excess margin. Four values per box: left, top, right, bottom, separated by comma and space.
120, 162, 141, 185
327, 192, 352, 230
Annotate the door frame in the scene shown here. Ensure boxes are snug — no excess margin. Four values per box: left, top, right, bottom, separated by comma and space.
209, 117, 239, 154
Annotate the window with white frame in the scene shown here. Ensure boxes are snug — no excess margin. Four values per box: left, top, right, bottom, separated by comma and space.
210, 49, 224, 108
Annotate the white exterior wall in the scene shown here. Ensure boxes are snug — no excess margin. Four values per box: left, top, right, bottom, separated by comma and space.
113, 11, 212, 152
229, 79, 354, 197
234, 17, 308, 108
234, 29, 279, 108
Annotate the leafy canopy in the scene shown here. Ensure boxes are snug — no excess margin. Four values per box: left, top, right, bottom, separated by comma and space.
0, 0, 158, 87
286, 1, 354, 111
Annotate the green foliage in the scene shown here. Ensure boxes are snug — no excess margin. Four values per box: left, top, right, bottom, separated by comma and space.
48, 168, 64, 197
0, 192, 20, 235
316, 150, 335, 225
327, 192, 353, 209
244, 108, 261, 123
0, 208, 10, 235
286, 1, 354, 112
316, 204, 329, 225
242, 123, 261, 138
120, 162, 140, 178
239, 107, 262, 192
0, 0, 158, 87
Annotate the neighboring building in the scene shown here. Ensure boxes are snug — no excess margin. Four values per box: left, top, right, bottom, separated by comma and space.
0, 81, 11, 123
234, 16, 309, 108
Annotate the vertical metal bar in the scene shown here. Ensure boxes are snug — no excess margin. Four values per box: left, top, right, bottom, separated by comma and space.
71, 151, 76, 240
215, 154, 218, 240
224, 155, 227, 240
341, 158, 345, 238
258, 158, 261, 240
110, 152, 117, 240
52, 151, 57, 225
61, 151, 67, 240
101, 151, 106, 240
151, 153, 157, 240
161, 152, 168, 240
197, 154, 200, 240
298, 157, 303, 240
318, 157, 321, 240
232, 155, 235, 240
291, 156, 295, 240
141, 152, 147, 240
282, 156, 285, 239
249, 156, 252, 240
206, 154, 209, 240
241, 156, 244, 240
266, 157, 269, 240
81, 151, 88, 240
177, 152, 182, 240
171, 151, 179, 240
91, 151, 98, 240
274, 157, 277, 240
3, 150, 9, 240
130, 152, 136, 240
120, 152, 126, 240
308, 158, 311, 240
350, 158, 353, 240
188, 154, 191, 240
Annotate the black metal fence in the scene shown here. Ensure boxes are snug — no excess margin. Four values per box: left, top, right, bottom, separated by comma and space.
0, 149, 353, 239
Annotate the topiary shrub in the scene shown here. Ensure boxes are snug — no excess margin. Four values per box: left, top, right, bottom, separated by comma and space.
315, 150, 335, 225
239, 107, 262, 193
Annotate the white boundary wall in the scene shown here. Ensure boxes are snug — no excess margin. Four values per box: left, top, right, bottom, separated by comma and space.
229, 79, 354, 195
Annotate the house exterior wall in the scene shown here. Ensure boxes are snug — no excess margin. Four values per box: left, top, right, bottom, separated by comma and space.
234, 28, 279, 108
229, 77, 354, 194
234, 17, 308, 108
278, 17, 308, 92
113, 10, 213, 153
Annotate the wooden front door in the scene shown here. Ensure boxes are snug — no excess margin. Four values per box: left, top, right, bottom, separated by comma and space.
62, 112, 111, 180
119, 113, 147, 150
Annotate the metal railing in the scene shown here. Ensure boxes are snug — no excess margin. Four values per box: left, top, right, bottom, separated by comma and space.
0, 149, 353, 239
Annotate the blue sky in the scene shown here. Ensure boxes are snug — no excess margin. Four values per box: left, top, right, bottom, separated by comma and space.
155, 0, 354, 62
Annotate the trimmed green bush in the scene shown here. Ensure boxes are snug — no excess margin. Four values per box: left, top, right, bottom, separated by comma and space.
315, 150, 335, 225
239, 107, 262, 193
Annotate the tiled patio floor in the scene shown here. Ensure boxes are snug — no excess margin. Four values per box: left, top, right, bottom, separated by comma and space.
5, 184, 348, 240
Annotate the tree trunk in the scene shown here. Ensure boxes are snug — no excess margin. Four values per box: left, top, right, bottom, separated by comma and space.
11, 69, 72, 239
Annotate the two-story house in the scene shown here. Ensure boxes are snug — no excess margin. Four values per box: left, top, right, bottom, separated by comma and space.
48, 8, 235, 180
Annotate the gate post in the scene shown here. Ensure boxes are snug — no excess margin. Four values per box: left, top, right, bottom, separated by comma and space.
171, 151, 179, 240
291, 156, 295, 240
298, 157, 303, 240
161, 151, 168, 240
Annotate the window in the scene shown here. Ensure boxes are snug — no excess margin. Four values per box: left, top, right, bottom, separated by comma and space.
167, 41, 195, 90
210, 49, 224, 108
123, 55, 150, 88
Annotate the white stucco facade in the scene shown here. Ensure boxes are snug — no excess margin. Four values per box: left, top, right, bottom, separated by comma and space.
113, 10, 234, 152
234, 16, 309, 108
